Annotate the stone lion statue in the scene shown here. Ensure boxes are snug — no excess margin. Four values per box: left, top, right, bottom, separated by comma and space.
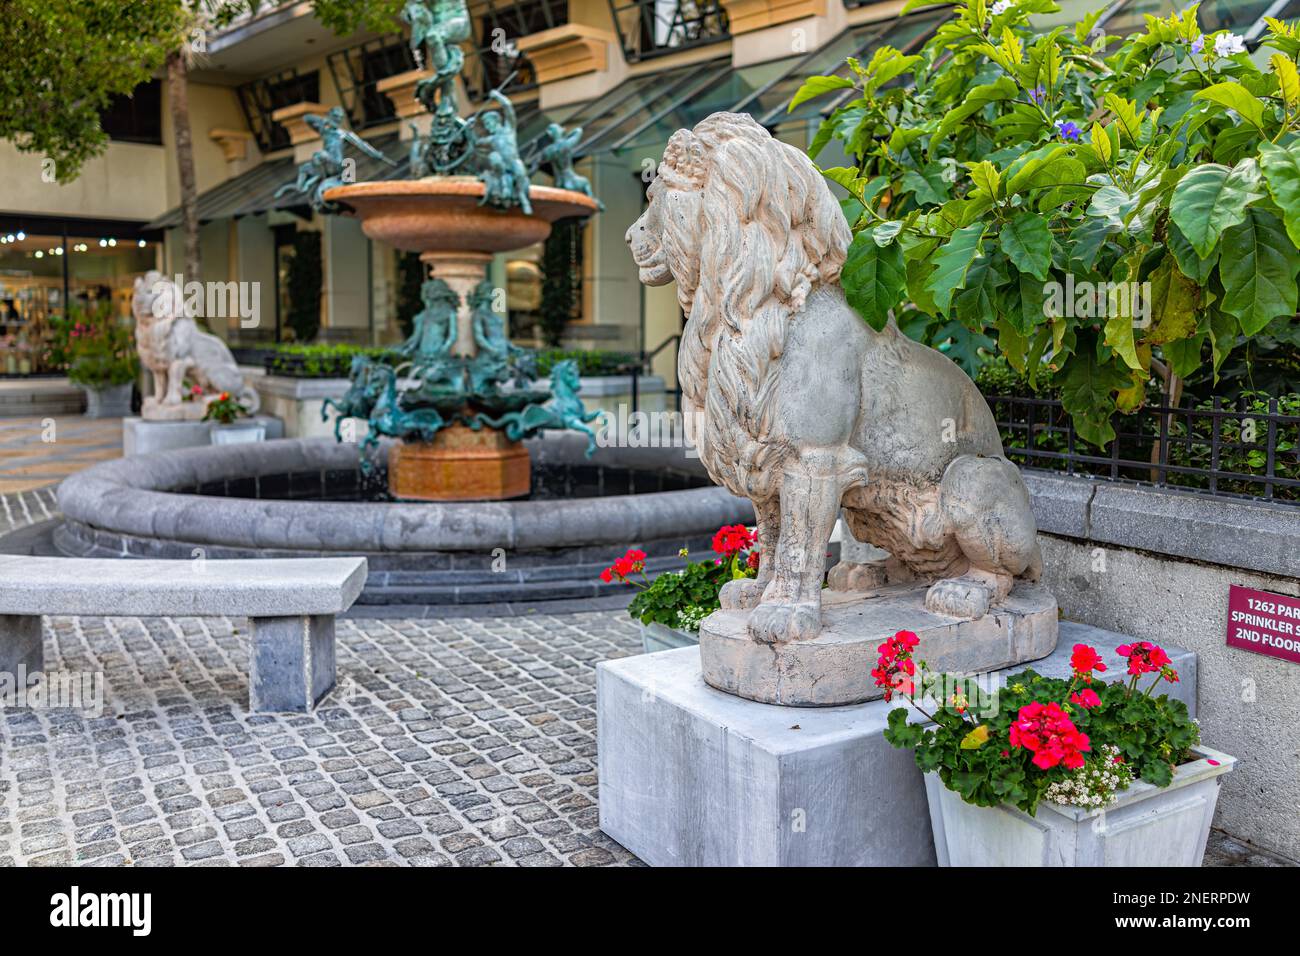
625, 112, 1042, 645
132, 271, 260, 418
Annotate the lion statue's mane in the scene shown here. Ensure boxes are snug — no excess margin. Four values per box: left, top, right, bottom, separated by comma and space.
659, 113, 849, 499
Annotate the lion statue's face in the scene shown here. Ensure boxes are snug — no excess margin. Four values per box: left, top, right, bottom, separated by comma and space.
624, 177, 679, 287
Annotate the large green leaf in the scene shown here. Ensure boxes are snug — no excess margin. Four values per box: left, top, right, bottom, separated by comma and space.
1144, 257, 1199, 346
1163, 334, 1205, 380
1258, 140, 1300, 247
1218, 208, 1300, 336
901, 164, 951, 206
1168, 160, 1265, 259
1192, 82, 1268, 132
953, 253, 1007, 327
925, 223, 986, 314
842, 230, 907, 331
930, 77, 1018, 151
1057, 339, 1130, 448
789, 75, 855, 112
1068, 218, 1117, 273
998, 212, 1052, 280
933, 320, 994, 377
1167, 221, 1219, 286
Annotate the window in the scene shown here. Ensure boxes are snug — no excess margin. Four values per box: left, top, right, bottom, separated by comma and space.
237, 70, 321, 152
466, 0, 568, 99
606, 0, 730, 62
100, 79, 163, 145
327, 36, 418, 130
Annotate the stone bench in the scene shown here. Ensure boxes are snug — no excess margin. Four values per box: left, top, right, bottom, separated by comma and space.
0, 555, 367, 713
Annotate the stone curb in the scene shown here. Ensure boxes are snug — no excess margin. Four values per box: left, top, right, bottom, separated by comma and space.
1023, 471, 1299, 579
56, 435, 753, 554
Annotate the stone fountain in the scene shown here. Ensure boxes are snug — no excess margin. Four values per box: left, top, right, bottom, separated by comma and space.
281, 0, 601, 501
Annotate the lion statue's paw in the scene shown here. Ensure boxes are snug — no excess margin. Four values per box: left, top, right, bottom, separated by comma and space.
826, 560, 889, 592
720, 578, 766, 610
747, 601, 821, 645
924, 577, 992, 620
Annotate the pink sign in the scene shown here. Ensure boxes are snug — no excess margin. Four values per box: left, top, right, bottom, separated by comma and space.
1226, 585, 1300, 665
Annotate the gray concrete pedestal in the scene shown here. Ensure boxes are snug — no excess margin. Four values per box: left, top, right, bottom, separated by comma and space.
0, 614, 43, 677
123, 415, 283, 455
249, 614, 337, 713
597, 622, 1196, 867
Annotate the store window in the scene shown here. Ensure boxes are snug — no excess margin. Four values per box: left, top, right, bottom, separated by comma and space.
0, 225, 159, 376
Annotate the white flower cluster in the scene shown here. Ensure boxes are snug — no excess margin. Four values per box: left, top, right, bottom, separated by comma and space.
1044, 745, 1135, 809
1214, 32, 1247, 58
676, 605, 711, 632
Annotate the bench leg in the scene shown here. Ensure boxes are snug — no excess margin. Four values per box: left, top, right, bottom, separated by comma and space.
0, 615, 43, 687
248, 615, 336, 713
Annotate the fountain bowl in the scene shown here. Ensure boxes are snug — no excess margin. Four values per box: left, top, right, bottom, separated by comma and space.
325, 178, 600, 254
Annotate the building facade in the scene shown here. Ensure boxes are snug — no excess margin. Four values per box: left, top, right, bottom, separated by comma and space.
0, 0, 1285, 384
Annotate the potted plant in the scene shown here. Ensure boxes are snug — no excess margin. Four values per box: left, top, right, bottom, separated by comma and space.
203, 391, 264, 444
878, 633, 1234, 866
601, 524, 760, 653
65, 306, 137, 417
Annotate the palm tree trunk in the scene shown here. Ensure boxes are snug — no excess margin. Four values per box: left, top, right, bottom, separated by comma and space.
167, 49, 201, 283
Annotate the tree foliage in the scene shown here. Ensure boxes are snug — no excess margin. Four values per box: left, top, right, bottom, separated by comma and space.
0, 0, 188, 182
798, 0, 1300, 446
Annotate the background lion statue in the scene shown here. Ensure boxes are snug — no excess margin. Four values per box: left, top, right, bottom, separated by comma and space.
132, 271, 260, 417
626, 112, 1043, 645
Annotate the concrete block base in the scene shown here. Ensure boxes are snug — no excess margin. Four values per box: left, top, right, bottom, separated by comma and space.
249, 614, 336, 713
123, 415, 283, 456
701, 582, 1057, 706
0, 614, 43, 677
597, 622, 1196, 867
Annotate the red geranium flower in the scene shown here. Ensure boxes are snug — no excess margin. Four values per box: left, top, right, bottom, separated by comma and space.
1070, 643, 1107, 682
712, 524, 756, 558
1116, 641, 1173, 676
599, 547, 647, 584
1008, 701, 1091, 770
1069, 688, 1101, 708
746, 551, 761, 570
871, 630, 919, 702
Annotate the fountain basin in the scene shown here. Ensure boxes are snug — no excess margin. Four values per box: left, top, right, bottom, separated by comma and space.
55, 435, 753, 607
324, 178, 599, 253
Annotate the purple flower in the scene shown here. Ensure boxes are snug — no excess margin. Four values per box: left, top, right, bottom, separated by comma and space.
1028, 86, 1046, 105
1190, 35, 1204, 55
1056, 119, 1081, 141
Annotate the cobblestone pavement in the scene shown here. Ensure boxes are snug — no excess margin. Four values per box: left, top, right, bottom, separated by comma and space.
0, 611, 645, 867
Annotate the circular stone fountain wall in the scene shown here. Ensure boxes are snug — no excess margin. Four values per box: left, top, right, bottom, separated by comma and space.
55, 436, 753, 607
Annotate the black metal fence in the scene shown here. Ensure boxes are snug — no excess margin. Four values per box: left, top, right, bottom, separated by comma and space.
986, 393, 1300, 504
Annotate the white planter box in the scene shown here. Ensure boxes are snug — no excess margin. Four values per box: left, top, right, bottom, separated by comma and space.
639, 621, 699, 654
210, 423, 267, 445
925, 745, 1235, 867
